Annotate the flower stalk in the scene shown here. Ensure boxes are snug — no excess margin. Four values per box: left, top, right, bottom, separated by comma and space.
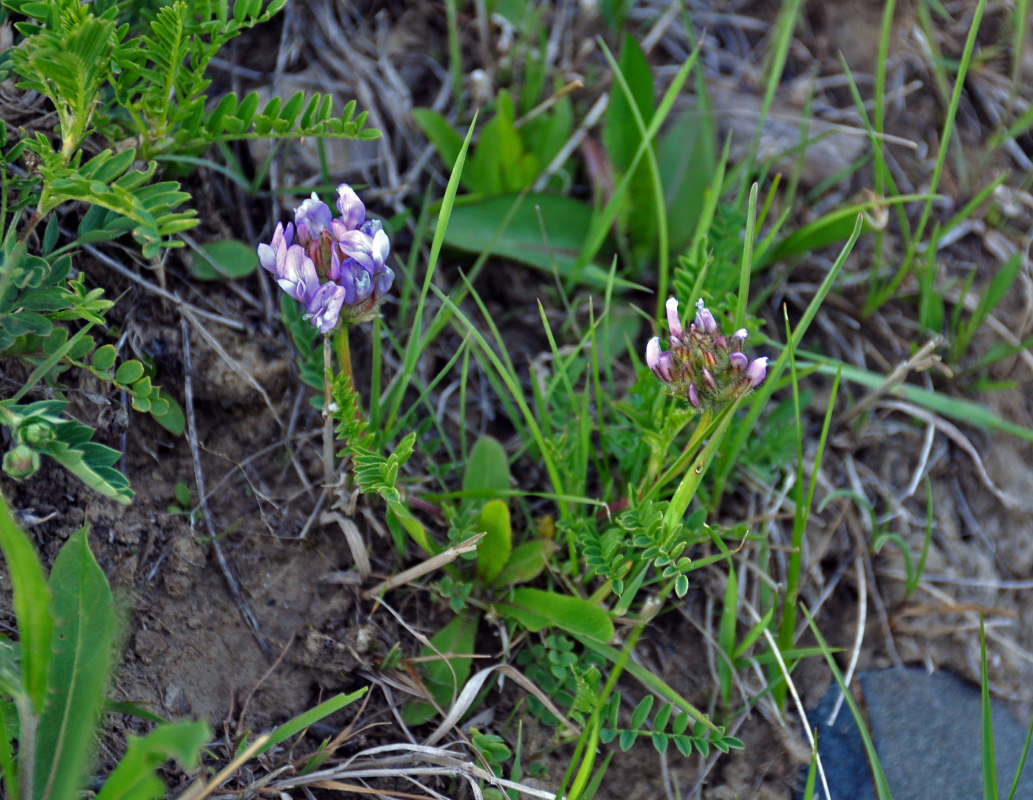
258, 184, 391, 488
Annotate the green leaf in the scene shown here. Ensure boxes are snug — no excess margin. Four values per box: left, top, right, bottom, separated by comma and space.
474, 499, 511, 584
402, 613, 478, 726
659, 107, 716, 253
490, 538, 555, 588
443, 193, 629, 288
462, 435, 509, 496
90, 344, 117, 375
413, 108, 464, 171
114, 360, 145, 385
94, 721, 209, 800
630, 695, 654, 729
255, 688, 367, 757
0, 492, 53, 712
151, 389, 184, 436
35, 526, 116, 800
189, 238, 259, 281
498, 588, 613, 642
603, 34, 655, 171
464, 90, 532, 194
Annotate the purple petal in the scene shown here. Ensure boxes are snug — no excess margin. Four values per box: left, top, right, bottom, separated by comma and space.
305, 283, 347, 334
257, 222, 293, 274
331, 224, 376, 272
276, 245, 320, 304
731, 329, 747, 351
336, 184, 366, 230
688, 382, 700, 408
729, 352, 749, 372
295, 193, 333, 245
372, 227, 390, 268
374, 264, 395, 296
702, 368, 716, 390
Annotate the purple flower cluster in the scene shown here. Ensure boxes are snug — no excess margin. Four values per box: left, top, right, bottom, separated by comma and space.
258, 184, 393, 333
646, 297, 767, 410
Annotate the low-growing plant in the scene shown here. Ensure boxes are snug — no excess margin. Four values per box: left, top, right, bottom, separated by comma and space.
0, 0, 378, 499
0, 491, 210, 799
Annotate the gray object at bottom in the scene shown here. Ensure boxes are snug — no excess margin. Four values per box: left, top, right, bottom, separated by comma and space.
804, 668, 1033, 799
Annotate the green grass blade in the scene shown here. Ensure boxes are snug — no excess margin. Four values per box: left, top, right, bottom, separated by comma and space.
981, 617, 999, 800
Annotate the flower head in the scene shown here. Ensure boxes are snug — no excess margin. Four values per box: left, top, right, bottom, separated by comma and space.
645, 296, 767, 410
258, 183, 394, 332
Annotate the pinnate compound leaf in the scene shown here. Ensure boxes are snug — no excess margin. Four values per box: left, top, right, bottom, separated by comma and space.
94, 721, 209, 800
0, 492, 53, 712
35, 526, 116, 800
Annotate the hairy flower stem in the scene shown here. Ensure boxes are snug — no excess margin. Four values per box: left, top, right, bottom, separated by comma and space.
662, 398, 744, 536
334, 324, 353, 399
322, 335, 335, 487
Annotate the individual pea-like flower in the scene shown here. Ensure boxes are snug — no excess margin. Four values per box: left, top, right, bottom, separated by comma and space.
257, 183, 394, 333
646, 297, 767, 410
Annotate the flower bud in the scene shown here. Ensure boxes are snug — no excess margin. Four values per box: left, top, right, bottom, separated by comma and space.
745, 357, 768, 389
665, 297, 684, 344
3, 445, 40, 480
695, 299, 718, 335
646, 337, 673, 382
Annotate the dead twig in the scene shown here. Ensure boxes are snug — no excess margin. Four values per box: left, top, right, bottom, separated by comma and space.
180, 315, 272, 661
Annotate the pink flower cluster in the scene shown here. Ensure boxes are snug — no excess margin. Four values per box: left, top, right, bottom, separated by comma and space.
258, 184, 393, 332
646, 298, 767, 409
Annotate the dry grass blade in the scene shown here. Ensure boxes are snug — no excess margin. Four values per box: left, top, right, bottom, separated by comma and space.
267, 742, 565, 800
175, 733, 271, 800
362, 532, 486, 599
422, 663, 580, 747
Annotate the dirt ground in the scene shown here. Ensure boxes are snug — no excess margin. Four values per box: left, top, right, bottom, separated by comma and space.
3, 1, 1033, 798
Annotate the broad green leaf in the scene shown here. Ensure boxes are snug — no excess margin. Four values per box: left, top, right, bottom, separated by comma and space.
474, 499, 511, 584
0, 492, 53, 711
189, 239, 259, 281
490, 538, 555, 588
35, 526, 116, 800
498, 588, 613, 642
462, 435, 510, 496
602, 34, 655, 172
660, 107, 716, 253
94, 721, 209, 800
465, 90, 532, 194
443, 193, 629, 288
412, 108, 463, 171
402, 613, 479, 726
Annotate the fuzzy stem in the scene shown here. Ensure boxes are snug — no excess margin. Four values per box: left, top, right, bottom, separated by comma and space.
322, 335, 335, 487
334, 324, 354, 400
